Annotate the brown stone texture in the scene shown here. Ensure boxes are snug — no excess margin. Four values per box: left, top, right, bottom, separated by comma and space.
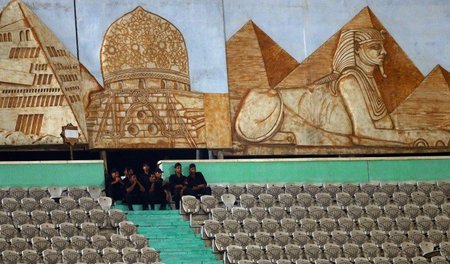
392, 65, 450, 129
204, 93, 232, 149
276, 7, 424, 113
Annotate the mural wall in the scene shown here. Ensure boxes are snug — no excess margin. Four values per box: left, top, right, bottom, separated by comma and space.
1, 0, 450, 155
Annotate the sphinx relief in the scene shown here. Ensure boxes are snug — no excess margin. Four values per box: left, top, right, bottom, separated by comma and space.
228, 7, 450, 155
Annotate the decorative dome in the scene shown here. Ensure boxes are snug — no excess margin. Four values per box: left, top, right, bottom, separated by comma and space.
101, 6, 190, 86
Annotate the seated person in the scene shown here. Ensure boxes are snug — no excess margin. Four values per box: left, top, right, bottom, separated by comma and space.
184, 163, 211, 198
124, 170, 148, 210
148, 168, 170, 210
106, 168, 123, 203
168, 163, 187, 210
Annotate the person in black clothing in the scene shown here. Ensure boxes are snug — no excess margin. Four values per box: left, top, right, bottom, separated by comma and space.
184, 163, 211, 198
138, 163, 152, 210
148, 168, 170, 210
106, 168, 123, 203
168, 162, 187, 210
124, 170, 148, 210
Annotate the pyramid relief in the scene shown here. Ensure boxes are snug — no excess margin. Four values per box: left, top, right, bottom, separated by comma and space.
0, 0, 101, 145
392, 66, 450, 132
230, 7, 450, 155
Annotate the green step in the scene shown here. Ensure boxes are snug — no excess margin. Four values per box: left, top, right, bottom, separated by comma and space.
128, 210, 221, 264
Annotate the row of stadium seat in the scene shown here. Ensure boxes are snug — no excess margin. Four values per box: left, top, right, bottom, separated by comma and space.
180, 181, 450, 264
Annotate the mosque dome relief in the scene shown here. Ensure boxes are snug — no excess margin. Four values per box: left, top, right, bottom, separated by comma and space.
101, 6, 190, 91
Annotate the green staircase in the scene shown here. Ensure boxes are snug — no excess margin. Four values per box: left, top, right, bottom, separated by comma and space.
124, 209, 222, 264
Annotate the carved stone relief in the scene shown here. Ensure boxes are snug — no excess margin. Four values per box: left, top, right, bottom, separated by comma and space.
229, 7, 450, 155
0, 0, 101, 145
86, 7, 231, 149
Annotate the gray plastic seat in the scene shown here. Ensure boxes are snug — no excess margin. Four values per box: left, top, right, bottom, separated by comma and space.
223, 219, 241, 235
1, 250, 19, 264
254, 231, 272, 248
211, 185, 227, 200
31, 209, 48, 226
43, 248, 60, 264
273, 231, 290, 247
246, 184, 265, 198
226, 245, 244, 264
92, 235, 109, 252
9, 187, 27, 201
70, 235, 89, 252
98, 196, 112, 211
243, 218, 260, 236
110, 234, 129, 250
221, 193, 236, 210
59, 222, 78, 238
258, 193, 275, 209
233, 232, 252, 247
284, 184, 302, 197
303, 183, 322, 197
118, 220, 136, 237
68, 187, 86, 200
102, 247, 121, 263
28, 187, 49, 201
228, 185, 246, 198
246, 244, 263, 262
40, 197, 58, 213
108, 209, 126, 227
129, 234, 147, 250
12, 210, 29, 227
315, 192, 332, 208
266, 184, 284, 198
239, 194, 256, 210
200, 195, 218, 213
80, 221, 99, 238
21, 197, 39, 214
343, 242, 359, 260
89, 209, 107, 227
21, 249, 40, 264
278, 193, 295, 209
203, 219, 222, 238
231, 207, 248, 223
51, 235, 70, 252
31, 236, 51, 253
78, 197, 96, 212
59, 197, 77, 212
121, 247, 139, 264
87, 186, 102, 200
11, 237, 29, 252
48, 187, 65, 199
382, 242, 400, 258
211, 207, 228, 223
214, 233, 233, 252
297, 193, 313, 207
40, 223, 59, 240
285, 243, 302, 262
265, 244, 283, 262
292, 230, 310, 247
81, 247, 100, 264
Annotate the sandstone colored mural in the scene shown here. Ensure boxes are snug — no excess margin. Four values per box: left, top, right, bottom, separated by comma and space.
0, 0, 101, 145
229, 7, 450, 155
85, 7, 231, 149
1, 1, 450, 155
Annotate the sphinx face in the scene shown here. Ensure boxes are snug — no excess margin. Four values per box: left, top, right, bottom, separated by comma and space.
357, 40, 387, 66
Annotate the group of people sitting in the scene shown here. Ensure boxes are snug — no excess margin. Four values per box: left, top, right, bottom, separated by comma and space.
105, 162, 211, 210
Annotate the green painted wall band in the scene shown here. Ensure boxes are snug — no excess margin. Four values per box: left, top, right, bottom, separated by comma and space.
0, 160, 105, 187
159, 157, 450, 184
